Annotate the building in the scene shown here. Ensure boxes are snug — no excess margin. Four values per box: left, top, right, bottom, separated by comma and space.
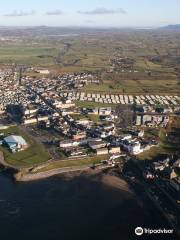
136, 115, 142, 126
4, 135, 28, 153
96, 148, 109, 155
89, 141, 107, 150
128, 141, 142, 155
122, 140, 142, 155
152, 162, 166, 171
99, 107, 111, 116
60, 140, 79, 148
174, 159, 180, 168
72, 132, 86, 140
109, 147, 121, 154
36, 69, 50, 74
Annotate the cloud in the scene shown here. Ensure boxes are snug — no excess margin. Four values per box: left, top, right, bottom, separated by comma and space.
46, 10, 64, 15
4, 10, 35, 17
78, 8, 127, 15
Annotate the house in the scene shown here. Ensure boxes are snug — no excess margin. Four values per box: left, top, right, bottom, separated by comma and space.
72, 132, 86, 140
136, 115, 142, 126
76, 119, 92, 126
152, 162, 166, 171
143, 170, 155, 179
118, 134, 132, 141
137, 129, 144, 137
127, 141, 142, 155
96, 148, 109, 155
4, 135, 28, 153
37, 116, 49, 122
36, 69, 50, 74
23, 118, 37, 125
173, 159, 180, 168
99, 107, 111, 116
60, 140, 79, 148
89, 141, 107, 150
109, 147, 121, 154
122, 140, 142, 155
23, 106, 38, 117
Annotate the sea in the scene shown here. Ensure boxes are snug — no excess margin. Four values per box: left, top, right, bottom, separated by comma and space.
0, 170, 178, 240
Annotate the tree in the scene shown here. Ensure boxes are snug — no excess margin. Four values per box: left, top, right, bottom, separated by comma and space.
115, 105, 134, 128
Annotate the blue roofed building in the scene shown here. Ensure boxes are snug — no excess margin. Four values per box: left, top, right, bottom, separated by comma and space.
3, 135, 28, 153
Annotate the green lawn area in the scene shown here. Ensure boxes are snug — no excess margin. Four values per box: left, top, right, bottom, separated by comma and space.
0, 44, 63, 66
70, 113, 100, 123
138, 116, 180, 161
0, 126, 50, 167
144, 127, 159, 139
88, 114, 100, 123
75, 101, 117, 109
137, 146, 169, 161
83, 79, 180, 95
35, 155, 108, 172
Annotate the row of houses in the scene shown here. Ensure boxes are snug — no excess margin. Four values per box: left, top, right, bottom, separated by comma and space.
60, 91, 180, 106
144, 157, 180, 193
136, 115, 169, 127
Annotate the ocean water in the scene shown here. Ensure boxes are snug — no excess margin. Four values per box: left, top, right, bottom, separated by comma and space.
0, 171, 176, 240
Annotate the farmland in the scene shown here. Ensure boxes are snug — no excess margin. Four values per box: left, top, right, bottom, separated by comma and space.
0, 27, 180, 94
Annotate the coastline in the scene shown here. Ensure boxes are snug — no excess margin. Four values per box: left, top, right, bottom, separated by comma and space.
14, 164, 114, 182
0, 154, 113, 182
15, 165, 92, 181
0, 150, 113, 182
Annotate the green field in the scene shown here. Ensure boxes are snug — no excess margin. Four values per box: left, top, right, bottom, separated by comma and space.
138, 116, 180, 161
35, 155, 108, 173
0, 43, 64, 66
83, 79, 180, 95
0, 126, 50, 167
70, 113, 100, 123
76, 101, 117, 109
1, 29, 180, 94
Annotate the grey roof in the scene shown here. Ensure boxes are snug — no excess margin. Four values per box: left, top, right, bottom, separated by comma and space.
4, 135, 27, 145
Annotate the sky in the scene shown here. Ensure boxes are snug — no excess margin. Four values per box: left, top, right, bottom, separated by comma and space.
0, 0, 180, 27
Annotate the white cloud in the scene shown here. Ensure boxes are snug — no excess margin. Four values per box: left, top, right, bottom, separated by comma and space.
78, 8, 127, 15
4, 10, 35, 17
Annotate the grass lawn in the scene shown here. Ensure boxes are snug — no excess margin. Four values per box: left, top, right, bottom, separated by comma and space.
83, 80, 180, 95
88, 114, 100, 123
0, 45, 62, 66
36, 155, 108, 172
0, 126, 50, 167
144, 127, 159, 139
75, 101, 117, 109
137, 146, 169, 161
138, 116, 180, 162
70, 113, 100, 123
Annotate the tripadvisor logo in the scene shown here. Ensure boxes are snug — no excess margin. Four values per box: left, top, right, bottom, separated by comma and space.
135, 227, 143, 236
135, 227, 174, 236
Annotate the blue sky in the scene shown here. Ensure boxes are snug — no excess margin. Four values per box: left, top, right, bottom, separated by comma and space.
0, 0, 180, 27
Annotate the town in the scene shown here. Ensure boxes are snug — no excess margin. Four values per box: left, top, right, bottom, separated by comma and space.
1, 0, 180, 239
1, 66, 179, 158
0, 64, 180, 237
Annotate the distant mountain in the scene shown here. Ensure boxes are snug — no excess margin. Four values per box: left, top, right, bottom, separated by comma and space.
161, 24, 180, 30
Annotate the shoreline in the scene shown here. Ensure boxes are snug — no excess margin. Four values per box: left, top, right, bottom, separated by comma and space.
0, 160, 113, 182
15, 165, 92, 182
0, 150, 113, 182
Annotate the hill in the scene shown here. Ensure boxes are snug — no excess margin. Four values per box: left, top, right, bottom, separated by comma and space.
162, 24, 180, 30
